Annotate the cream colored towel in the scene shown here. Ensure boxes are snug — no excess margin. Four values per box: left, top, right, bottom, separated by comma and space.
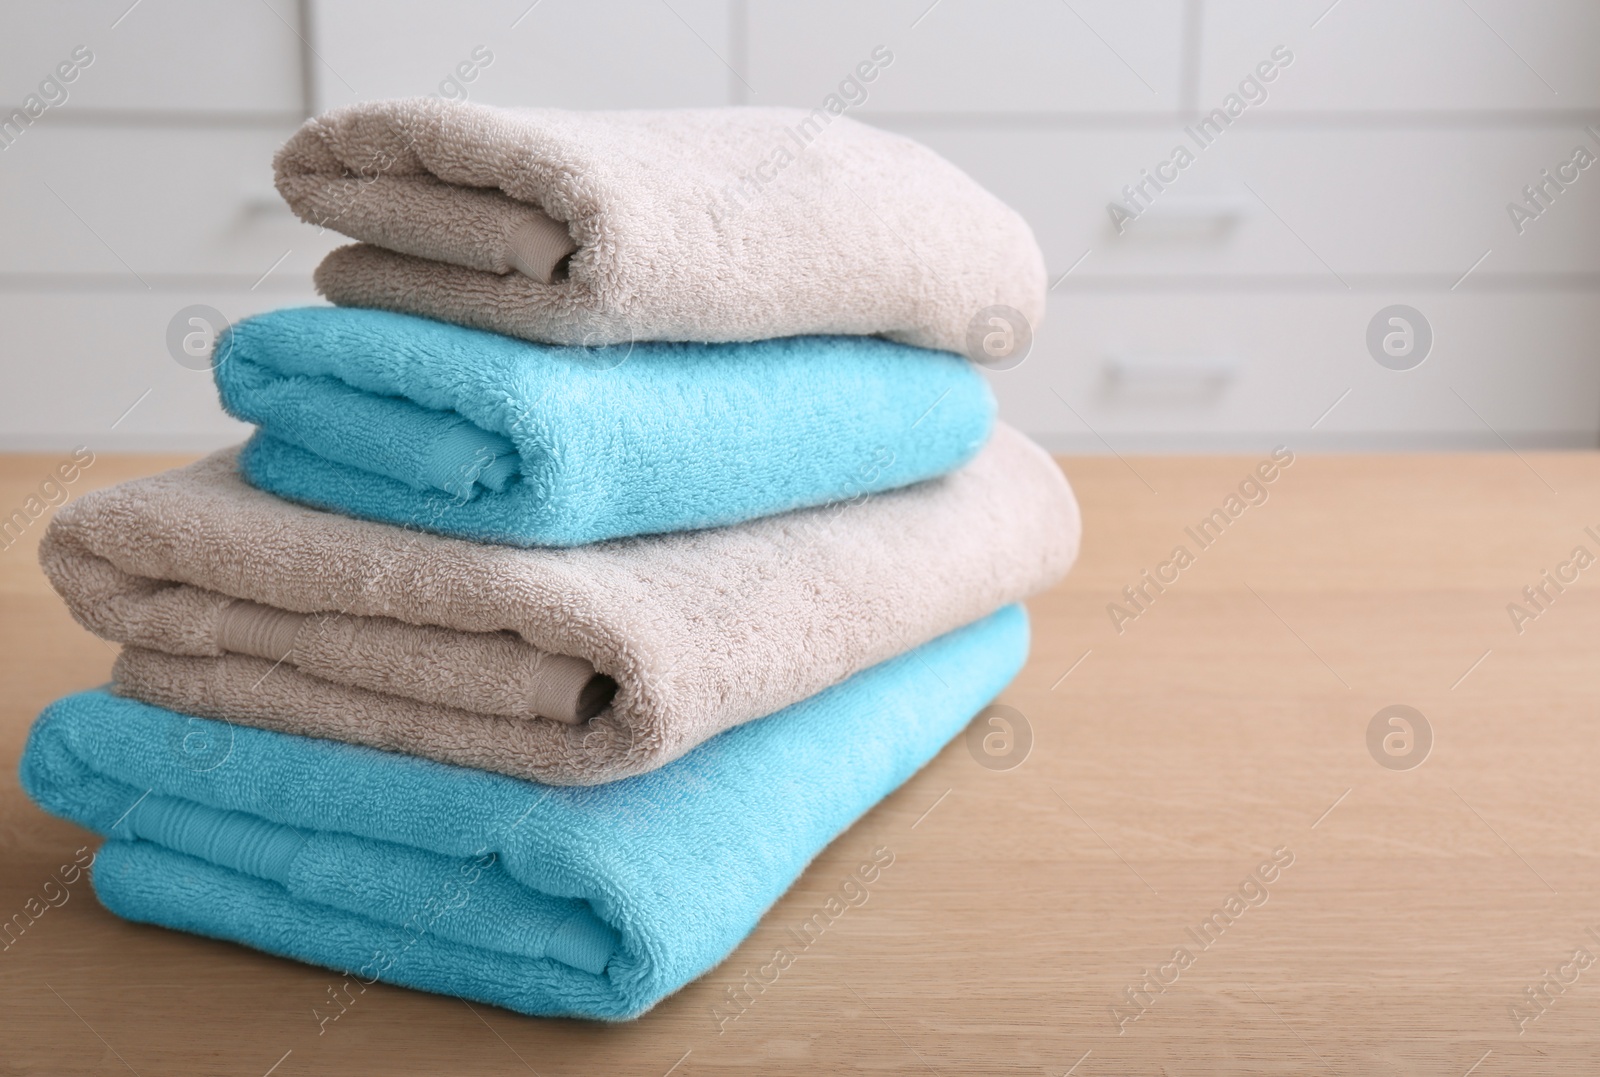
275, 99, 1045, 353
40, 426, 1078, 785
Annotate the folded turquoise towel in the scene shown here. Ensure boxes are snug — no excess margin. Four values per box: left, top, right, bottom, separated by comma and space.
20, 605, 1027, 1020
213, 307, 995, 547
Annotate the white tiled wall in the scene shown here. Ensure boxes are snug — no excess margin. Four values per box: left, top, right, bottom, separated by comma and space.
1, 0, 1596, 451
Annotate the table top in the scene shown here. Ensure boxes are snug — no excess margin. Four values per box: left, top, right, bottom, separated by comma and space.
3, 450, 1598, 1075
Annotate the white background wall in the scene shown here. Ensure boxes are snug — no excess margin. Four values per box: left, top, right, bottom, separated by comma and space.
1, 0, 1597, 453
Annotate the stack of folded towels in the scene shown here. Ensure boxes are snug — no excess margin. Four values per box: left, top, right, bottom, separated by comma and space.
20, 101, 1081, 1020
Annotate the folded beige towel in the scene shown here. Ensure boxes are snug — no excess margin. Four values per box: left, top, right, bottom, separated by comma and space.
40, 425, 1078, 785
275, 99, 1045, 353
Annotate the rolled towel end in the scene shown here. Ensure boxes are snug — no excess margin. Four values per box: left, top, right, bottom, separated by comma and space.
420, 421, 520, 500
506, 212, 578, 285
575, 674, 619, 723
546, 907, 619, 975
529, 653, 618, 725
216, 600, 308, 663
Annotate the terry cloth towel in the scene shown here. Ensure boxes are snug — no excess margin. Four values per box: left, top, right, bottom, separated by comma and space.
214, 306, 996, 547
275, 99, 1045, 352
20, 605, 1029, 1020
38, 424, 1079, 786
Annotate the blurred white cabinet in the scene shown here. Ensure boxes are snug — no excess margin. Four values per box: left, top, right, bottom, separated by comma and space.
307, 0, 731, 111
0, 128, 343, 279
1199, 0, 1600, 113
0, 0, 304, 115
746, 0, 1188, 112
914, 127, 1600, 279
0, 289, 315, 452
0, 0, 1595, 451
990, 290, 1600, 452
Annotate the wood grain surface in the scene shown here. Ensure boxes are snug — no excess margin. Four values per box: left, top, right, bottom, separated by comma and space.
2, 449, 1598, 1076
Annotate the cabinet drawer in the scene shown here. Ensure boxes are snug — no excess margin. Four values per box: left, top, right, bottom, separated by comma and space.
749, 0, 1185, 113
0, 289, 322, 452
907, 126, 1600, 279
0, 0, 302, 115
309, 0, 730, 112
1199, 0, 1600, 112
992, 290, 1600, 450
0, 128, 344, 279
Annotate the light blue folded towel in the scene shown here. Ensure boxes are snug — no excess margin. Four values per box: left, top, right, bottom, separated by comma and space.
212, 307, 995, 547
20, 605, 1027, 1020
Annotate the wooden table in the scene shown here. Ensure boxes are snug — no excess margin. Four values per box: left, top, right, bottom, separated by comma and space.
3, 450, 1598, 1076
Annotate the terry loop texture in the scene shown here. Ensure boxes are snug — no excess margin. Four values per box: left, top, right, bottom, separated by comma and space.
38, 425, 1079, 785
214, 306, 996, 547
19, 606, 1029, 1020
275, 99, 1046, 351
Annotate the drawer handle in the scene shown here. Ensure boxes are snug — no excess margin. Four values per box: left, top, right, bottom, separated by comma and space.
240, 195, 295, 218
1104, 354, 1238, 388
1117, 194, 1250, 236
